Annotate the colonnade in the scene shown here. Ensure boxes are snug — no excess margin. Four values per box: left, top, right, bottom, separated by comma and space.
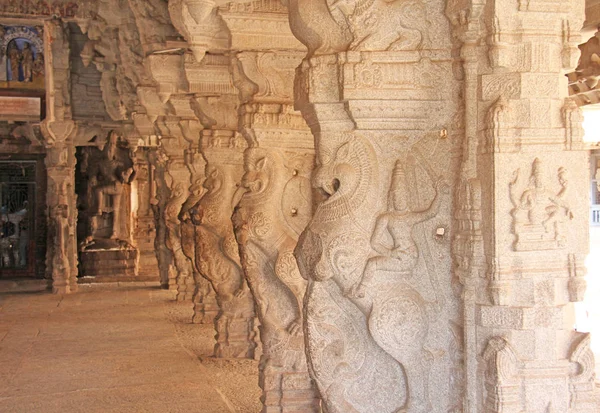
31, 0, 600, 412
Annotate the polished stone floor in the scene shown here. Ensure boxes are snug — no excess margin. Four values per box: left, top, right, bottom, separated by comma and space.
0, 284, 261, 413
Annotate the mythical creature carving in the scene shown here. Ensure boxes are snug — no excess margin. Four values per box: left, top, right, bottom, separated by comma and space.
179, 179, 219, 322
233, 147, 318, 410
287, 0, 425, 55
165, 181, 195, 301
192, 161, 256, 358
296, 132, 449, 413
296, 134, 407, 413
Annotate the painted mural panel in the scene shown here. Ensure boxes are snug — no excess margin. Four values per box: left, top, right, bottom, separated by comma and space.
0, 25, 44, 90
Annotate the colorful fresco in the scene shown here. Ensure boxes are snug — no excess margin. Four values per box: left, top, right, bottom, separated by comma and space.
0, 26, 44, 90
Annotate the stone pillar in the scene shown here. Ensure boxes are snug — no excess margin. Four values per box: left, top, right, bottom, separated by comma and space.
147, 147, 173, 289
41, 18, 78, 294
42, 121, 78, 294
178, 124, 219, 320
446, 0, 600, 411
161, 130, 196, 297
288, 1, 462, 412
219, 3, 320, 410
192, 128, 256, 358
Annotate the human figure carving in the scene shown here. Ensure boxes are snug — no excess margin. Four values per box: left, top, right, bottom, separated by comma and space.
7, 42, 21, 81
85, 131, 135, 242
345, 160, 447, 413
21, 43, 33, 82
348, 161, 448, 299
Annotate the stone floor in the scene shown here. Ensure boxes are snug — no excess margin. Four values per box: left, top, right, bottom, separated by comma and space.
0, 284, 261, 413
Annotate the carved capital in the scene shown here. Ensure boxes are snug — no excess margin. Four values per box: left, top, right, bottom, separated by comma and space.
146, 54, 189, 104
168, 0, 230, 62
40, 120, 76, 148
232, 51, 302, 104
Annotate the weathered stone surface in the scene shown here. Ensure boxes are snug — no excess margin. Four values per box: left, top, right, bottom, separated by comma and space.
289, 2, 461, 412
191, 131, 257, 359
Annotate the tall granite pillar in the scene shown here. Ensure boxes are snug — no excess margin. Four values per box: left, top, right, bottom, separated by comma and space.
219, 3, 321, 411
288, 1, 464, 412
192, 127, 256, 358
41, 19, 78, 294
446, 1, 600, 412
42, 121, 78, 294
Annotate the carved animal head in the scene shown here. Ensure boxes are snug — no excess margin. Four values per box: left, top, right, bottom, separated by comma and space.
242, 149, 272, 196
314, 140, 358, 200
203, 166, 223, 195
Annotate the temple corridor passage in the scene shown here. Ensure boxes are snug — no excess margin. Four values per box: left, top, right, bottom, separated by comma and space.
0, 285, 261, 413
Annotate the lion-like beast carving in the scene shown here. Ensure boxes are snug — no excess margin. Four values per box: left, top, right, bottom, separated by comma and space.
191, 163, 257, 358
233, 147, 319, 410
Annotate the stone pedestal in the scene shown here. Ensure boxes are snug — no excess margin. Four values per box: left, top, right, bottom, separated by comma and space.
79, 238, 138, 279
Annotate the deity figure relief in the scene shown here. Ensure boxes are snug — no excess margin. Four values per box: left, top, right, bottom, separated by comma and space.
81, 131, 135, 244
21, 43, 33, 82
7, 42, 21, 81
347, 160, 447, 413
509, 158, 573, 251
348, 160, 448, 299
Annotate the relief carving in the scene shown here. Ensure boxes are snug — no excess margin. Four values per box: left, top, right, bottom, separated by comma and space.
232, 147, 319, 410
327, 0, 424, 51
180, 179, 219, 322
191, 141, 257, 358
482, 337, 520, 413
568, 333, 598, 412
509, 158, 573, 251
296, 133, 406, 413
165, 182, 195, 301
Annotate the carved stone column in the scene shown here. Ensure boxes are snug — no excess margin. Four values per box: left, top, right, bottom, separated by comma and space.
191, 128, 256, 358
160, 130, 196, 297
147, 147, 173, 289
42, 121, 78, 294
41, 18, 78, 294
289, 1, 461, 412
445, 1, 599, 412
219, 2, 320, 410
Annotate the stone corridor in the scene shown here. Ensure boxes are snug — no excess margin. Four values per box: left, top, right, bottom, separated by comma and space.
0, 285, 261, 413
